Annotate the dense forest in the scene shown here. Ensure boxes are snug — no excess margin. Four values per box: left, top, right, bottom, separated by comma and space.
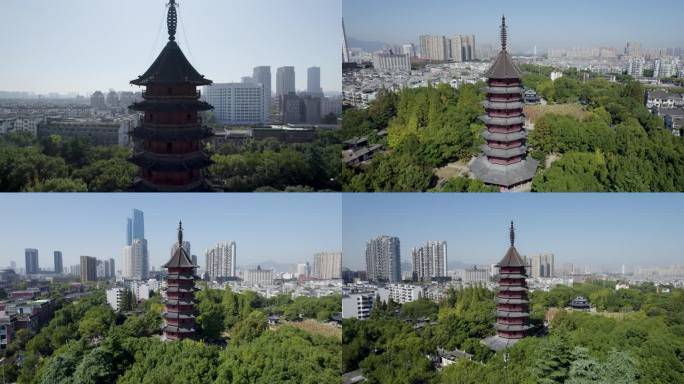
0, 286, 341, 383
343, 282, 684, 383
340, 67, 684, 192
0, 131, 342, 192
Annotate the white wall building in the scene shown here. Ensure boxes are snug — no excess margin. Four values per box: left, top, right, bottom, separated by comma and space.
106, 287, 124, 311
122, 238, 148, 280
342, 293, 374, 319
205, 241, 236, 280
243, 265, 273, 286
313, 252, 342, 279
411, 241, 447, 281
373, 52, 411, 71
378, 284, 424, 304
205, 83, 265, 126
276, 66, 296, 96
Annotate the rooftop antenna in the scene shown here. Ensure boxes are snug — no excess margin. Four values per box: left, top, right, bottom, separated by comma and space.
509, 221, 515, 246
500, 15, 507, 51
177, 221, 183, 246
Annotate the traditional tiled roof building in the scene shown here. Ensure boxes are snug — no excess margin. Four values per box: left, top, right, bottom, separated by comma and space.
162, 222, 198, 340
470, 16, 537, 189
129, 0, 214, 191
482, 221, 532, 351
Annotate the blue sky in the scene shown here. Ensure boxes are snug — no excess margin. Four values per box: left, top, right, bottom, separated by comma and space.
0, 194, 341, 271
0, 0, 341, 95
342, 194, 684, 270
343, 0, 684, 52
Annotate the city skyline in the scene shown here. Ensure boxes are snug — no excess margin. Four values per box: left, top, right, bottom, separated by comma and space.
342, 194, 684, 270
0, 0, 341, 94
343, 0, 684, 52
0, 194, 341, 271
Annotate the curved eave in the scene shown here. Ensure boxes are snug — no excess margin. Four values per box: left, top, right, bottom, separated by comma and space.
130, 40, 212, 86
162, 312, 195, 319
498, 274, 528, 280
129, 151, 212, 172
165, 273, 198, 280
129, 100, 213, 112
481, 144, 528, 158
497, 286, 528, 292
131, 125, 214, 141
164, 299, 196, 306
165, 286, 200, 293
496, 298, 529, 305
163, 326, 196, 333
481, 130, 527, 142
479, 115, 526, 126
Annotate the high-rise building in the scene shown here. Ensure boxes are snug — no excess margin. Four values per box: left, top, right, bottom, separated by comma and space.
482, 222, 532, 351
470, 16, 537, 189
80, 256, 98, 282
313, 252, 342, 279
127, 209, 144, 245
90, 91, 106, 108
411, 241, 447, 281
365, 236, 401, 283
106, 90, 120, 107
53, 251, 63, 274
276, 66, 296, 97
244, 265, 274, 286
204, 83, 265, 125
307, 67, 323, 96
450, 35, 463, 62
24, 249, 39, 275
296, 262, 310, 278
252, 66, 272, 122
128, 0, 214, 192
122, 238, 148, 280
163, 222, 198, 340
109, 258, 116, 278
205, 241, 236, 280
627, 58, 645, 77
401, 43, 415, 57
465, 35, 476, 60
419, 35, 448, 61
530, 254, 555, 278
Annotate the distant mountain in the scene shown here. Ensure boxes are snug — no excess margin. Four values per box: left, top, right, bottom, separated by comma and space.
448, 260, 474, 270
348, 36, 391, 53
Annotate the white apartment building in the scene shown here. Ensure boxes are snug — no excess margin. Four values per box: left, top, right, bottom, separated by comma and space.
313, 252, 342, 279
373, 52, 411, 71
205, 241, 236, 280
106, 287, 124, 311
412, 241, 447, 281
204, 83, 265, 125
378, 284, 424, 304
342, 293, 374, 319
252, 66, 272, 121
243, 266, 273, 286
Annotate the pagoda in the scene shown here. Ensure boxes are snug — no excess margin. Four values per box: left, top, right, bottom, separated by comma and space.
162, 221, 198, 340
482, 221, 532, 351
470, 16, 537, 189
128, 0, 214, 192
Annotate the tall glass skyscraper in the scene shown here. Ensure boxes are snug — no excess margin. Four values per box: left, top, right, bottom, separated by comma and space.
126, 209, 145, 245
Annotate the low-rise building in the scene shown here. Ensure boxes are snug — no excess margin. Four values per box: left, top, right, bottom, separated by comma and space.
342, 293, 374, 320
37, 116, 135, 146
106, 287, 125, 311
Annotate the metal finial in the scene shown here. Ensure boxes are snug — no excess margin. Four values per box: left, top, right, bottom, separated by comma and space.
509, 221, 515, 246
177, 221, 183, 246
167, 0, 178, 41
500, 15, 507, 51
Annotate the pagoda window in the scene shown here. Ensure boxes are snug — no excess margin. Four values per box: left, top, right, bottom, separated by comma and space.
186, 113, 192, 121
168, 87, 173, 95
167, 142, 173, 153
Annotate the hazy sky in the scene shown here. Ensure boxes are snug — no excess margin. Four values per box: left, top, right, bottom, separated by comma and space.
343, 0, 684, 52
0, 194, 341, 271
342, 194, 684, 270
0, 0, 341, 95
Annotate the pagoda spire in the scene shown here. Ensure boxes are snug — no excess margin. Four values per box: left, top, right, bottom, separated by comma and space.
177, 221, 183, 245
167, 0, 178, 41
509, 221, 515, 246
500, 15, 507, 51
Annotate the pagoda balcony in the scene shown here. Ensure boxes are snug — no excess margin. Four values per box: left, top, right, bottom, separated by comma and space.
133, 176, 206, 192
165, 272, 199, 280
479, 115, 525, 126
487, 110, 523, 118
482, 100, 524, 110
497, 285, 528, 293
486, 140, 523, 149
488, 95, 522, 103
165, 286, 199, 294
130, 99, 213, 113
132, 125, 213, 141
494, 323, 532, 332
499, 279, 527, 286
496, 297, 529, 305
130, 151, 212, 172
481, 144, 527, 158
163, 325, 196, 334
162, 312, 195, 320
488, 157, 523, 165
489, 79, 521, 87
139, 116, 203, 127
142, 90, 201, 100
485, 86, 524, 94
487, 125, 524, 134
498, 273, 527, 279
496, 311, 529, 318
482, 130, 527, 142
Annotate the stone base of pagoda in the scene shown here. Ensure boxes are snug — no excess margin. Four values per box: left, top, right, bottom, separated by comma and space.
480, 334, 523, 352
469, 156, 538, 188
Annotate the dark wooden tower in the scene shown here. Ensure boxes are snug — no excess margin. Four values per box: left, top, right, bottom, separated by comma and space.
470, 16, 537, 189
129, 0, 214, 192
162, 221, 198, 340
